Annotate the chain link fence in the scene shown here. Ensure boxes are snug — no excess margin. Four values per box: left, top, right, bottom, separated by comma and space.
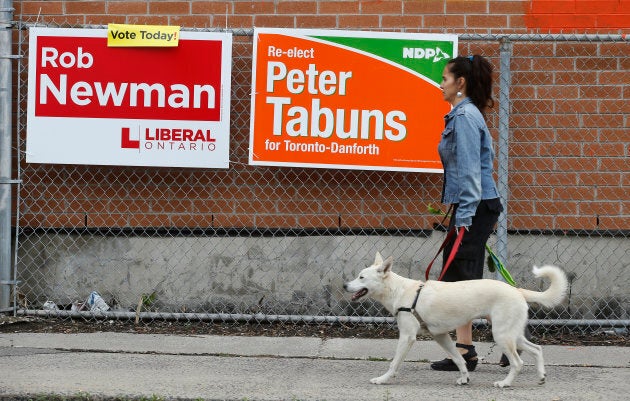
4, 21, 629, 335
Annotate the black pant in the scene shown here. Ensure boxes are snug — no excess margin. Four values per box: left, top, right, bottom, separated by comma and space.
440, 198, 503, 282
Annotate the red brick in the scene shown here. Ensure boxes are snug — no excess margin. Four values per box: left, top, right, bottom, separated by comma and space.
256, 214, 298, 228
319, 1, 360, 14
466, 14, 508, 28
383, 215, 430, 230
170, 15, 212, 27
576, 0, 620, 13
512, 99, 554, 114
490, 0, 529, 14
552, 186, 596, 201
555, 43, 599, 57
536, 201, 579, 215
403, 0, 443, 14
509, 200, 535, 215
341, 214, 382, 228
129, 214, 171, 227
600, 97, 628, 113
296, 15, 338, 28
127, 15, 170, 24
554, 216, 596, 230
361, 0, 403, 14
85, 14, 126, 24
556, 100, 599, 114
555, 157, 598, 171
515, 43, 555, 58
512, 157, 554, 172
65, 1, 106, 14
192, 1, 233, 14
234, 1, 276, 14
297, 214, 338, 228
508, 14, 528, 29
537, 86, 579, 99
581, 201, 622, 217
582, 114, 625, 128
536, 172, 578, 186
149, 1, 190, 15
600, 157, 629, 171
555, 128, 597, 143
213, 214, 255, 228
35, 213, 85, 228
338, 14, 380, 27
600, 43, 630, 57
597, 13, 630, 28
513, 71, 553, 86
509, 172, 535, 185
277, 1, 317, 14
579, 172, 622, 186
510, 185, 554, 200
88, 214, 130, 227
599, 129, 630, 142
446, 0, 487, 14
17, 1, 63, 15
424, 14, 465, 28
583, 143, 626, 157
170, 214, 214, 228
254, 15, 295, 27
598, 216, 630, 230
509, 215, 551, 230
556, 71, 598, 85
107, 1, 148, 14
382, 15, 424, 28
536, 114, 579, 128
42, 15, 86, 25
363, 200, 405, 215
528, 0, 575, 13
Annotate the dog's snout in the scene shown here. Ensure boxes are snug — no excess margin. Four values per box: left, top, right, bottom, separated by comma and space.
343, 282, 348, 290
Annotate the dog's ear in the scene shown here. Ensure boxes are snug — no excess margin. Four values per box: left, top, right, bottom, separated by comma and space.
382, 256, 393, 275
377, 256, 393, 276
374, 251, 383, 265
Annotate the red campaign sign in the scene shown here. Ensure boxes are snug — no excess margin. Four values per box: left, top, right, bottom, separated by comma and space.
27, 28, 232, 168
33, 35, 224, 121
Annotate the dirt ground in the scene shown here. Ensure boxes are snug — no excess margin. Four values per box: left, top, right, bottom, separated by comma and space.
0, 315, 627, 347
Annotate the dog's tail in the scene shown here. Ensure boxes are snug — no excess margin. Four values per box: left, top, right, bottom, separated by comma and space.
518, 265, 568, 308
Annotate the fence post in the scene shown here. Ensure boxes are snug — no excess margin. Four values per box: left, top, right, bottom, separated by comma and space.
0, 0, 13, 310
496, 37, 512, 279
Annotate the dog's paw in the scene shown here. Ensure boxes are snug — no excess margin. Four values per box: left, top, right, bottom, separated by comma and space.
370, 375, 390, 385
538, 374, 546, 385
493, 380, 511, 388
456, 376, 470, 385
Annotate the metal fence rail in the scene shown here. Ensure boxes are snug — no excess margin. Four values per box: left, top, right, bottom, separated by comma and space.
4, 21, 629, 334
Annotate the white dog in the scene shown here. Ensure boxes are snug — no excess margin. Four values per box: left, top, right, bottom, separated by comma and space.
343, 252, 568, 387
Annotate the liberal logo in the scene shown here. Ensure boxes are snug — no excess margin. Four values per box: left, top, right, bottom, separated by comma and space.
121, 127, 140, 149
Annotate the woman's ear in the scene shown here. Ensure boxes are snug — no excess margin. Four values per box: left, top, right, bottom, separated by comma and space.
457, 77, 466, 91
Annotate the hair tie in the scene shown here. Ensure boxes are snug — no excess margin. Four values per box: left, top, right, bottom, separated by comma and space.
467, 55, 474, 61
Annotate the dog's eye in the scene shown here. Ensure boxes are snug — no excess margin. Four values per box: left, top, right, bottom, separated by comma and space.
359, 276, 364, 279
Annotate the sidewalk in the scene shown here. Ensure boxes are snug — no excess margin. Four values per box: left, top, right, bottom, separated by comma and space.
1, 332, 629, 400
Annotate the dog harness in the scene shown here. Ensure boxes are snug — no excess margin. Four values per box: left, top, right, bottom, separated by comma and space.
396, 283, 427, 332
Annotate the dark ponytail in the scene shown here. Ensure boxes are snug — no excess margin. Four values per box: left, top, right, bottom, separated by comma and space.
447, 55, 494, 115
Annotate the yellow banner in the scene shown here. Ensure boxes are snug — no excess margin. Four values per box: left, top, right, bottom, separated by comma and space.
107, 24, 180, 47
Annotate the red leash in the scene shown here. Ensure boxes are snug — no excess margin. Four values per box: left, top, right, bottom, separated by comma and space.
425, 226, 466, 281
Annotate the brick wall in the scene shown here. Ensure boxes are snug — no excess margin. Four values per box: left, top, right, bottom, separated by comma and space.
14, 1, 629, 232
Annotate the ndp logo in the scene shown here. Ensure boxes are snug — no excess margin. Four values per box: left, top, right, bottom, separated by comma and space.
402, 46, 451, 62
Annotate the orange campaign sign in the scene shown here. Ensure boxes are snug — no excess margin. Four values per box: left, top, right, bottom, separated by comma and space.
249, 28, 457, 172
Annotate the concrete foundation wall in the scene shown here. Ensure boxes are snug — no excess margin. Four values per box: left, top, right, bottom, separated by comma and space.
17, 233, 629, 319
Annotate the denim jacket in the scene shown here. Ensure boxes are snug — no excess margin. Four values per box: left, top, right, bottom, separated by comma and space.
437, 98, 500, 227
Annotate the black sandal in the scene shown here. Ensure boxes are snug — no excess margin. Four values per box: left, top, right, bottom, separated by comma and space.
430, 343, 478, 371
